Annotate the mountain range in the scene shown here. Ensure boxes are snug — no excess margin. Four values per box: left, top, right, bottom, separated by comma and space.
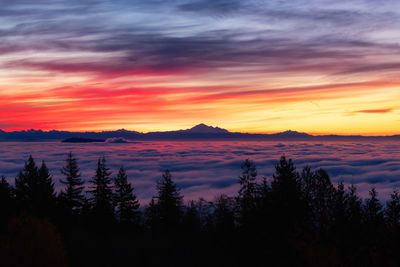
0, 124, 399, 141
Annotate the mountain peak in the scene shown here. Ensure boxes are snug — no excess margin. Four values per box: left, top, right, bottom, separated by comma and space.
187, 124, 229, 133
274, 130, 311, 137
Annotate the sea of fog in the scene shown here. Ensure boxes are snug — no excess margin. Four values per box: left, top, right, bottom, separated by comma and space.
0, 141, 399, 202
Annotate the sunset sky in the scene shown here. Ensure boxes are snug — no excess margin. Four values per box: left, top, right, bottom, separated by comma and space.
1, 0, 400, 135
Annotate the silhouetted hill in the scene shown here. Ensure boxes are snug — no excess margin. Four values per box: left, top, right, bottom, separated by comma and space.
0, 124, 399, 141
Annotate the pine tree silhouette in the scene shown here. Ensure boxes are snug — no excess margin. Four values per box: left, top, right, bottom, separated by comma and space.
236, 159, 258, 228
313, 168, 335, 231
271, 156, 302, 201
300, 166, 316, 228
113, 166, 140, 224
145, 197, 160, 231
15, 156, 55, 217
213, 194, 235, 233
256, 177, 272, 232
0, 176, 12, 198
182, 200, 202, 232
87, 156, 114, 221
364, 187, 384, 229
301, 166, 315, 203
385, 190, 400, 229
332, 182, 348, 233
155, 170, 183, 230
15, 155, 38, 208
259, 177, 270, 200
0, 176, 14, 226
345, 184, 363, 235
37, 161, 56, 216
60, 152, 85, 215
271, 155, 305, 230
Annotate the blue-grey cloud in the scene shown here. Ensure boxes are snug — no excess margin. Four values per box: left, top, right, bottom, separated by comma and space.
1, 0, 400, 79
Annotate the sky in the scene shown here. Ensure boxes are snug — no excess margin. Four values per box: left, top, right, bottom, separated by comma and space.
0, 0, 400, 135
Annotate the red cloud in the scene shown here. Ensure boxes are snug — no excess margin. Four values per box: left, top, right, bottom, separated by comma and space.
355, 109, 393, 114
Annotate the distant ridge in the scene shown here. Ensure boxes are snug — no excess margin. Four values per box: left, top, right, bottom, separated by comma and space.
62, 137, 106, 143
0, 124, 399, 141
270, 130, 311, 138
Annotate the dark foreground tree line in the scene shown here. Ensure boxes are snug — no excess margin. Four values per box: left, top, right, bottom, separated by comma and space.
1, 154, 400, 267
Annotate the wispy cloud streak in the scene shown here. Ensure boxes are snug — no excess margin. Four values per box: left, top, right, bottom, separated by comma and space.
0, 0, 400, 133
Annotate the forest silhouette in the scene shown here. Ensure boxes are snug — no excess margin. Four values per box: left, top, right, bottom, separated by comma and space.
1, 154, 400, 267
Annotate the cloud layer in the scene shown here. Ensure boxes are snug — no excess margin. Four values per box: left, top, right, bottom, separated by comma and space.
0, 140, 399, 202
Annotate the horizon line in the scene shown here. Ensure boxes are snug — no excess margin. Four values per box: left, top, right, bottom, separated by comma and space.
0, 124, 398, 137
